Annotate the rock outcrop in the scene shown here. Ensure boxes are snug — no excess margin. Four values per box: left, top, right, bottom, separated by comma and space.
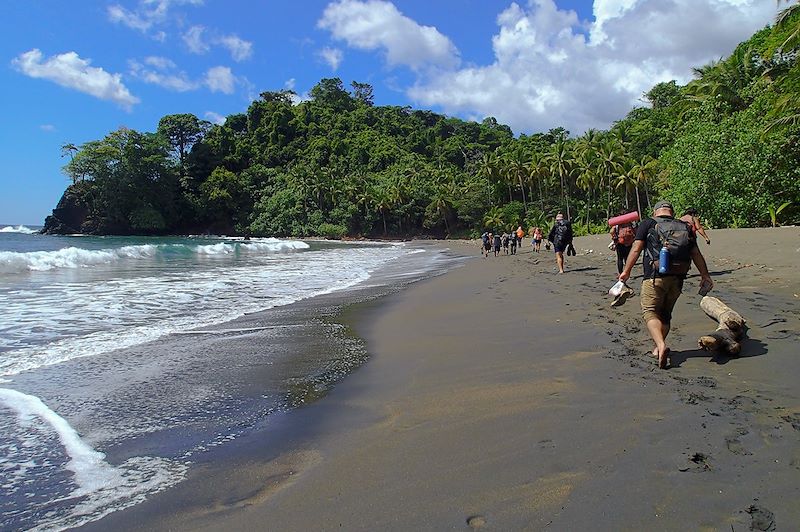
41, 185, 89, 234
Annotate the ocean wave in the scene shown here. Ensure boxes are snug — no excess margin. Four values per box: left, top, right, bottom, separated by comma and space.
0, 239, 309, 272
0, 225, 38, 234
194, 239, 310, 255
0, 388, 187, 530
0, 245, 158, 273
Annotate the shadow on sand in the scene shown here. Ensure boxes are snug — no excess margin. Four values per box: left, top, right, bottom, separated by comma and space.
669, 337, 767, 368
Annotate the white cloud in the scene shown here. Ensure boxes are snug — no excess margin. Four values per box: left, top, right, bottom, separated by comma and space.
204, 66, 235, 94
319, 46, 344, 71
204, 111, 226, 125
406, 0, 778, 135
143, 55, 176, 70
40, 124, 56, 132
13, 49, 139, 110
107, 0, 203, 34
183, 25, 210, 54
218, 34, 253, 62
318, 0, 459, 70
285, 78, 296, 91
129, 59, 198, 91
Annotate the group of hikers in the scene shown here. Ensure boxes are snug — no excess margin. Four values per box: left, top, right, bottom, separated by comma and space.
480, 203, 714, 370
480, 217, 573, 272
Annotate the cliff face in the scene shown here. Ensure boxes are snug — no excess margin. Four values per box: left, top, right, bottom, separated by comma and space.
41, 185, 89, 234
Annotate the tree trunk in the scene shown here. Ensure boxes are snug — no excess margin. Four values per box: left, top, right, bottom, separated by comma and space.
519, 175, 528, 213
635, 185, 642, 220
697, 296, 746, 356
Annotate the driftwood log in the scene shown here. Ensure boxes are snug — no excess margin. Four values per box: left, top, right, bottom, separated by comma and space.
698, 296, 746, 356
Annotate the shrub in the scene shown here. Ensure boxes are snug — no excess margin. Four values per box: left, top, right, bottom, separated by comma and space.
318, 223, 347, 239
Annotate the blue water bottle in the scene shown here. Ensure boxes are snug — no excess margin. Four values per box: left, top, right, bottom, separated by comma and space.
658, 245, 670, 274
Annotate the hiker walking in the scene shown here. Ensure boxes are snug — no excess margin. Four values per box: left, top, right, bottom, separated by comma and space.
547, 213, 573, 274
610, 214, 637, 274
618, 200, 713, 369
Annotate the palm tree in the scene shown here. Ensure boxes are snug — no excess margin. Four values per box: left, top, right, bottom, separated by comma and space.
596, 138, 624, 220
483, 206, 504, 230
431, 183, 454, 235
503, 150, 529, 212
60, 142, 81, 183
524, 151, 548, 213
628, 155, 658, 217
547, 139, 575, 219
477, 151, 502, 205
776, 0, 800, 50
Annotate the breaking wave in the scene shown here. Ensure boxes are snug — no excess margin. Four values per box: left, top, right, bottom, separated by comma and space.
0, 239, 309, 273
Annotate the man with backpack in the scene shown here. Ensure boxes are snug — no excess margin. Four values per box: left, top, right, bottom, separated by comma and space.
547, 212, 573, 274
618, 200, 713, 369
610, 215, 637, 274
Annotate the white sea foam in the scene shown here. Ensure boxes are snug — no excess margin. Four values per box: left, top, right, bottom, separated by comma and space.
0, 225, 38, 234
0, 243, 414, 377
0, 239, 308, 273
194, 239, 309, 255
0, 388, 187, 531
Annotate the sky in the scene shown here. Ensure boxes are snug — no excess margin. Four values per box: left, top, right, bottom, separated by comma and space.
1, 0, 780, 225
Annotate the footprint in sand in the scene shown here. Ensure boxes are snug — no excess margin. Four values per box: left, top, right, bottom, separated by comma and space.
746, 504, 776, 531
725, 436, 752, 455
467, 515, 487, 528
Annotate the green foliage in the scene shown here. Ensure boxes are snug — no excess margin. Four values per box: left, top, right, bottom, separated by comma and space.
54, 14, 800, 237
318, 223, 347, 239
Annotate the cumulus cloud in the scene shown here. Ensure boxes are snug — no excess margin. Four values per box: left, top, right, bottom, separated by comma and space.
204, 111, 226, 124
204, 66, 235, 94
183, 25, 210, 54
318, 0, 459, 70
129, 58, 198, 91
107, 0, 203, 34
405, 0, 778, 135
319, 46, 344, 70
182, 26, 253, 62
218, 34, 253, 62
12, 49, 139, 110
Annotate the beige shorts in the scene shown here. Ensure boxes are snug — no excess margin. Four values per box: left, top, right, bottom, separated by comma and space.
640, 277, 684, 324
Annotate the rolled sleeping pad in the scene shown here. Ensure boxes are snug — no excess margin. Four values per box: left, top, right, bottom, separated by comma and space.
608, 211, 640, 227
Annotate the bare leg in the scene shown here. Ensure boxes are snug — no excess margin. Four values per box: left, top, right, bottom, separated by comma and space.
646, 318, 671, 368
555, 251, 565, 273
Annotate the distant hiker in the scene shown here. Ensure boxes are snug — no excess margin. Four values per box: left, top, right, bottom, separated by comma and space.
501, 232, 510, 254
493, 233, 502, 257
482, 232, 492, 258
618, 200, 713, 369
680, 207, 711, 245
547, 213, 573, 274
516, 225, 525, 248
532, 226, 543, 252
610, 214, 637, 274
510, 232, 517, 255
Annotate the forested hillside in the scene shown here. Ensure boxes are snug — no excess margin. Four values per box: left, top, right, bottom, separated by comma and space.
47, 7, 800, 237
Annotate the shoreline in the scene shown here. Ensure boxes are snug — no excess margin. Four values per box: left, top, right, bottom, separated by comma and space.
82, 228, 799, 530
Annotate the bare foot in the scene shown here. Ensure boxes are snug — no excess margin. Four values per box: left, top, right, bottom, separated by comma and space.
658, 347, 670, 369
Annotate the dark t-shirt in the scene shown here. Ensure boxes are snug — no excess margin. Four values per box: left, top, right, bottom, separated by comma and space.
635, 217, 697, 278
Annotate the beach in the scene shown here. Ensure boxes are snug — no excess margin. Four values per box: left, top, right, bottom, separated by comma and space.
70, 226, 800, 531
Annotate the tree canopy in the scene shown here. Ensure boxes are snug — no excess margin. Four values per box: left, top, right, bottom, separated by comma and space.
55, 14, 800, 237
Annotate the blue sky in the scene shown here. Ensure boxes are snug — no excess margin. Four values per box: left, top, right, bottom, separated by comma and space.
1, 0, 779, 225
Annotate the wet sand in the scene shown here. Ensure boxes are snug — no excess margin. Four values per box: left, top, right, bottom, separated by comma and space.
82, 228, 800, 531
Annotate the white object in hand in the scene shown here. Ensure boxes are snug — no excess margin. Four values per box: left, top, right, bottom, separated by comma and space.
609, 280, 625, 296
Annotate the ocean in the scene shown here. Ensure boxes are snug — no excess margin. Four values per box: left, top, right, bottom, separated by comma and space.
0, 225, 463, 530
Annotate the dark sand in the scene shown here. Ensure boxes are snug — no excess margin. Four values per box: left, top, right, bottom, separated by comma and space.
82, 227, 800, 531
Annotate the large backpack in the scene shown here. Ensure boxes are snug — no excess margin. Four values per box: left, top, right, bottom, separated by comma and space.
553, 221, 572, 246
645, 216, 695, 276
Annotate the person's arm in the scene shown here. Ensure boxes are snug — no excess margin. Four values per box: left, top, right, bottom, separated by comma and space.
694, 216, 710, 244
690, 245, 713, 289
618, 240, 645, 282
